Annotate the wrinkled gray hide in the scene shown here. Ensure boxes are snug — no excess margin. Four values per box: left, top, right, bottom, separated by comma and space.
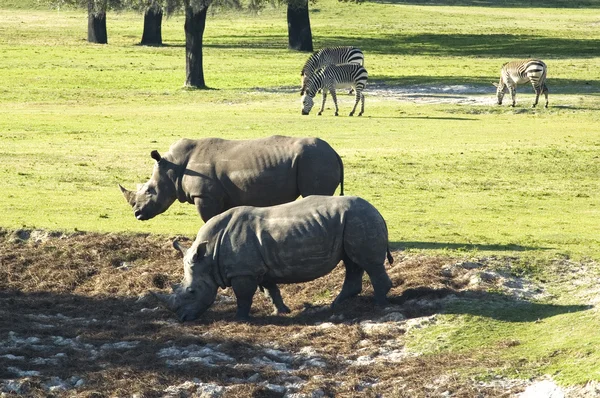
155, 195, 394, 322
119, 136, 344, 222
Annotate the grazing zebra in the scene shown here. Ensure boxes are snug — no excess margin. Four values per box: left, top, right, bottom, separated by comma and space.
493, 59, 549, 108
300, 46, 364, 95
301, 63, 368, 116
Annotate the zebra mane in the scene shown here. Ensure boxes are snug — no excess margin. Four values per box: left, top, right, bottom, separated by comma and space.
301, 52, 320, 76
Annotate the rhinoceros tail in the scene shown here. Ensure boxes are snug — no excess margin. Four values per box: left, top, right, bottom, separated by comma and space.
387, 247, 394, 265
336, 152, 344, 196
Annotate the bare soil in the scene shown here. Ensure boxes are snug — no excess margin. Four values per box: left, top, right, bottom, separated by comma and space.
0, 229, 540, 397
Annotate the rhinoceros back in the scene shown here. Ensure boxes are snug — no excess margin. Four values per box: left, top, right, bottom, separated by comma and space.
167, 136, 342, 210
204, 196, 386, 285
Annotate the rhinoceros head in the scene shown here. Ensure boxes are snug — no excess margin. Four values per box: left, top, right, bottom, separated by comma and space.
119, 150, 178, 221
153, 239, 217, 322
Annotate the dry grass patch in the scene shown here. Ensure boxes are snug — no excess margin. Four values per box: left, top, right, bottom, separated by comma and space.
0, 229, 535, 397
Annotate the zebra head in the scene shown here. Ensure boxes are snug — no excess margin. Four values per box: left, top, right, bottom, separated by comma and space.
301, 94, 314, 115
493, 81, 507, 105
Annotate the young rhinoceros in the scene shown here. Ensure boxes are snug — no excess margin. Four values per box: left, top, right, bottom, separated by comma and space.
119, 135, 343, 222
154, 195, 394, 321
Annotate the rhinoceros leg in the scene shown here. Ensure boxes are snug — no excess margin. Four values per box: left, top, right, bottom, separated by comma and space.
364, 266, 393, 307
260, 281, 291, 315
231, 276, 258, 320
193, 196, 224, 223
332, 258, 364, 308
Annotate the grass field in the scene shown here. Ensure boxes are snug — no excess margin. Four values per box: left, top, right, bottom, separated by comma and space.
1, 0, 600, 396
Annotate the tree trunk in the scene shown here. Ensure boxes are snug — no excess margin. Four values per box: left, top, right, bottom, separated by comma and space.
141, 6, 163, 46
184, 5, 208, 89
88, 10, 108, 44
287, 0, 313, 52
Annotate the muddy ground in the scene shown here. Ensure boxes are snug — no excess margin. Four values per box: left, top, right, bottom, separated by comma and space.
0, 229, 573, 397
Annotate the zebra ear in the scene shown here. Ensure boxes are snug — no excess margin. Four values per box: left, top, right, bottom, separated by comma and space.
492, 82, 499, 88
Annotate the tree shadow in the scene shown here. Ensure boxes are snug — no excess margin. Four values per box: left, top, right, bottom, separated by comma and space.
321, 34, 600, 58
388, 286, 593, 322
367, 0, 600, 8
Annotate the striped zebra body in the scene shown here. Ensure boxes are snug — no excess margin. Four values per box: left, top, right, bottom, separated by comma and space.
302, 63, 368, 116
494, 59, 549, 108
301, 46, 364, 95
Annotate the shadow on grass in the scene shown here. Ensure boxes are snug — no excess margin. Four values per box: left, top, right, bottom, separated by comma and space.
202, 34, 600, 58
391, 241, 549, 252
390, 286, 593, 322
367, 0, 600, 7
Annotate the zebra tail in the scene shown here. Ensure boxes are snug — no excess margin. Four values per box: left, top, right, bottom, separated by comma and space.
387, 247, 394, 265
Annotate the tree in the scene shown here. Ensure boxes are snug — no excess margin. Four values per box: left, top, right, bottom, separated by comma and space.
286, 0, 312, 52
182, 0, 210, 88
52, 0, 125, 44
125, 0, 165, 46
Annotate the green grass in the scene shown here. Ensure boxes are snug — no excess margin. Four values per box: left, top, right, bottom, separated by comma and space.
2, 0, 600, 388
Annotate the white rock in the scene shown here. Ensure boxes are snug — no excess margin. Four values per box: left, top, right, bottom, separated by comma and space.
263, 383, 287, 394
519, 380, 564, 398
196, 382, 225, 397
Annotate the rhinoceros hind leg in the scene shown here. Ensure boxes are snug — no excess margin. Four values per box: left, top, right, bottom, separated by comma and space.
365, 267, 392, 307
231, 276, 258, 320
260, 281, 291, 315
332, 258, 364, 308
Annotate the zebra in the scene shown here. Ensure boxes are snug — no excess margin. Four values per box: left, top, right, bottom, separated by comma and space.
301, 63, 368, 116
300, 46, 364, 95
493, 59, 549, 108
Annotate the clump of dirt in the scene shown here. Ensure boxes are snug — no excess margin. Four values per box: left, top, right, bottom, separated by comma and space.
0, 230, 552, 397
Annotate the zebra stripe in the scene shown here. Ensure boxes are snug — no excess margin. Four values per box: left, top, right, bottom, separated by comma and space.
494, 59, 549, 108
301, 63, 368, 116
300, 46, 364, 95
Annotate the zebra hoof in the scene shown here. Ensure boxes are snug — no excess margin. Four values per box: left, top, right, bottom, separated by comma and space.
317, 112, 322, 116
348, 113, 354, 117
358, 113, 363, 117
334, 112, 339, 116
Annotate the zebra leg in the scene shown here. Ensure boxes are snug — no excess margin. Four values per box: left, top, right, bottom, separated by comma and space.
358, 92, 365, 117
349, 91, 360, 116
318, 91, 327, 116
543, 85, 549, 108
532, 84, 540, 108
509, 86, 517, 107
330, 89, 339, 116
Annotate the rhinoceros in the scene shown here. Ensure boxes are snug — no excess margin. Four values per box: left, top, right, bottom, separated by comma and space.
119, 135, 344, 222
154, 195, 394, 321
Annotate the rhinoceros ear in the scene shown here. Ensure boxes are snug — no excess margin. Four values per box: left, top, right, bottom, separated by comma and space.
173, 239, 190, 256
150, 150, 162, 162
192, 241, 208, 262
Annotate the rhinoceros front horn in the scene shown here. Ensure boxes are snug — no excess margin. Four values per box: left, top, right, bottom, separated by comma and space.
151, 291, 179, 312
118, 184, 136, 207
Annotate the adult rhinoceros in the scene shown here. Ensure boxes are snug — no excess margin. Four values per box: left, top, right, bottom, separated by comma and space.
154, 195, 394, 321
119, 135, 343, 222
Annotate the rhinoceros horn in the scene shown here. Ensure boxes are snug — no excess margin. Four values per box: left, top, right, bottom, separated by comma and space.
151, 291, 179, 312
118, 184, 136, 207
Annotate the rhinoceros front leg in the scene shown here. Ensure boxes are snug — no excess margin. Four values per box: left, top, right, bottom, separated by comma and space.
260, 281, 291, 315
193, 196, 224, 222
231, 276, 258, 321
332, 258, 364, 308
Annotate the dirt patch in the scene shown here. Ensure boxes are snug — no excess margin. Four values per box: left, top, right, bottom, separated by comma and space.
368, 83, 497, 105
0, 229, 568, 397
